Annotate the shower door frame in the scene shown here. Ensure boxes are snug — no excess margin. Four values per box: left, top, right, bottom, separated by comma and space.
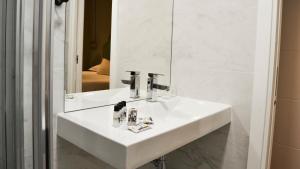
0, 0, 7, 167
1, 0, 53, 168
0, 0, 25, 168
32, 0, 54, 169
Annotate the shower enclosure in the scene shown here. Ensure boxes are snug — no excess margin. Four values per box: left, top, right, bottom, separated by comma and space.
1, 0, 25, 168
1, 0, 52, 169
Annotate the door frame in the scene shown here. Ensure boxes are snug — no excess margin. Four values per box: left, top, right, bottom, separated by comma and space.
65, 0, 85, 93
247, 0, 283, 168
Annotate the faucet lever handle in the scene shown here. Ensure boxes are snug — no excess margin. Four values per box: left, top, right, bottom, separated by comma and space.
121, 80, 131, 85
153, 84, 170, 91
126, 71, 140, 75
148, 73, 164, 77
122, 71, 140, 84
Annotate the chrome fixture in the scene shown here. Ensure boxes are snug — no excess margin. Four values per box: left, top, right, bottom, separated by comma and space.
122, 71, 141, 98
55, 0, 69, 6
152, 156, 167, 169
147, 73, 170, 102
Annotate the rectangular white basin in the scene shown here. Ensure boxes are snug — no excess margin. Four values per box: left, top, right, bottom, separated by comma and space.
58, 96, 231, 169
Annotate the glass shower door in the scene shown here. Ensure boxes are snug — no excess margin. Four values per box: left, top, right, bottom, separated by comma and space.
1, 0, 51, 169
0, 0, 7, 167
0, 0, 34, 169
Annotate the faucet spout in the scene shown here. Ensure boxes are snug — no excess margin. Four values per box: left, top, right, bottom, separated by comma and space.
153, 84, 170, 91
147, 73, 169, 102
121, 71, 140, 98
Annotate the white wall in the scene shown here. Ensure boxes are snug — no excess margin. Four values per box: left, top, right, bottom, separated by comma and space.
167, 0, 257, 168
110, 0, 173, 90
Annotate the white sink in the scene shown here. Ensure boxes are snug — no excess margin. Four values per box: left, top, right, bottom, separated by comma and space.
58, 96, 231, 169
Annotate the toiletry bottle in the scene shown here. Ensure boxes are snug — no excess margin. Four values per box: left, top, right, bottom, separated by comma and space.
128, 108, 137, 126
113, 104, 121, 128
121, 101, 127, 123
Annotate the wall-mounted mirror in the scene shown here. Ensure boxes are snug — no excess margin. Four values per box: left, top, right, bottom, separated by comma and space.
64, 0, 174, 112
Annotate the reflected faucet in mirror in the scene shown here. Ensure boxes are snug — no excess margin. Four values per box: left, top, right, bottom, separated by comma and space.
55, 0, 69, 6
147, 73, 170, 102
121, 71, 141, 98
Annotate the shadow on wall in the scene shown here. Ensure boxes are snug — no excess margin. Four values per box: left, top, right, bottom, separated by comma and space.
166, 124, 230, 169
55, 137, 115, 169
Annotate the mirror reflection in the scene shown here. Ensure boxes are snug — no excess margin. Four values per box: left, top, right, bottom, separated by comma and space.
64, 0, 174, 112
64, 0, 112, 94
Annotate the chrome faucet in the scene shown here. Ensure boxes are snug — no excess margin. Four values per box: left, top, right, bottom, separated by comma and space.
122, 71, 140, 98
147, 73, 170, 102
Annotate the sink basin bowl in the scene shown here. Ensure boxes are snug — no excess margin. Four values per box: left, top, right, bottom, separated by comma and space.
58, 96, 231, 169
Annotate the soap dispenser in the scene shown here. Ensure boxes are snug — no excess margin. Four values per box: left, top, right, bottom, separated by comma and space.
113, 104, 122, 128
120, 101, 127, 124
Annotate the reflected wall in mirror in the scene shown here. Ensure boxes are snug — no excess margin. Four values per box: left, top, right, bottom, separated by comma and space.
64, 0, 174, 112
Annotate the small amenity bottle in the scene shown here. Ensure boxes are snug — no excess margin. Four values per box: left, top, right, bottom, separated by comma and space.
128, 108, 137, 126
121, 101, 127, 124
113, 104, 122, 128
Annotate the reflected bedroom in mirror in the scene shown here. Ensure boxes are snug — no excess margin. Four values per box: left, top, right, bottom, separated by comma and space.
64, 0, 174, 112
65, 0, 112, 93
